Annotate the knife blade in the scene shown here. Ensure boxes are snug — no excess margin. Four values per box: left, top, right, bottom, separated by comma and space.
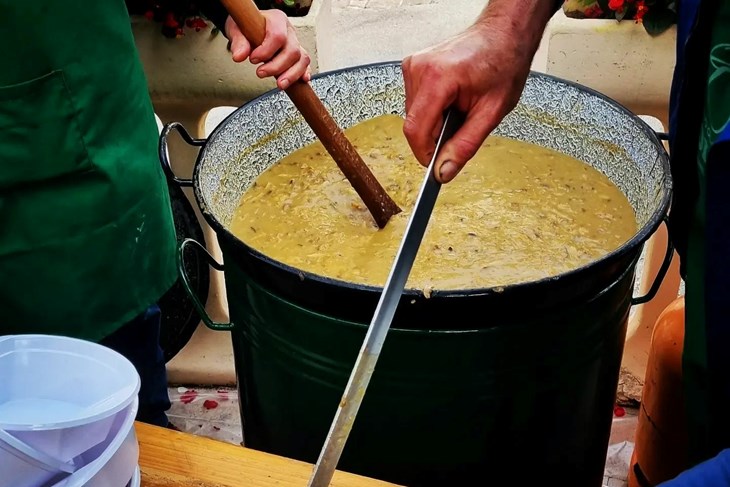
307, 108, 465, 487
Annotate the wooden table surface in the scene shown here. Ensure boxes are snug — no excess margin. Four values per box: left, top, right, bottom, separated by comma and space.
136, 422, 402, 487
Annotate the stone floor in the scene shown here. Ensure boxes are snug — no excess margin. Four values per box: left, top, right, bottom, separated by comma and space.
168, 385, 639, 486
168, 386, 243, 446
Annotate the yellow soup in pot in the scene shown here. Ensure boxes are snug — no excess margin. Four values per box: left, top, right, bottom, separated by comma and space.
230, 114, 637, 292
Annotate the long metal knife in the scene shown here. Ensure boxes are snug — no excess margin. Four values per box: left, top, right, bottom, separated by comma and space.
307, 109, 465, 487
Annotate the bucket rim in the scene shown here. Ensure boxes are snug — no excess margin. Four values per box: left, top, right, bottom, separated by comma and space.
0, 334, 141, 431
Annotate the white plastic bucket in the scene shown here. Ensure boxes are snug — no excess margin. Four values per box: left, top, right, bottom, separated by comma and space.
51, 398, 139, 487
0, 429, 69, 487
0, 427, 75, 475
128, 467, 141, 487
0, 335, 140, 463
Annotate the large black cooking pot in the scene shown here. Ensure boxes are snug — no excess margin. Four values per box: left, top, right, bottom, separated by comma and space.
161, 62, 673, 486
162, 63, 672, 327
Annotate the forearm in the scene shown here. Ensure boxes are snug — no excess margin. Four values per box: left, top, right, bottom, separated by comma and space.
401, 0, 560, 180
473, 0, 557, 61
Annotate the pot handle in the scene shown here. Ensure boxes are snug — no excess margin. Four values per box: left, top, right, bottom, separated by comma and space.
631, 216, 675, 306
159, 122, 206, 188
178, 238, 234, 331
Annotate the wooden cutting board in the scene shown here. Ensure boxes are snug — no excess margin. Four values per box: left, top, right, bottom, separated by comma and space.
136, 422, 402, 487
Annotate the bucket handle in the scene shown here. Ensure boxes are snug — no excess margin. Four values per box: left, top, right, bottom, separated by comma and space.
159, 122, 206, 188
178, 238, 234, 331
0, 428, 76, 474
631, 216, 674, 306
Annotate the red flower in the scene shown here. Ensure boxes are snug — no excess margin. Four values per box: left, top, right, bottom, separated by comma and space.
608, 0, 625, 11
584, 5, 604, 18
192, 18, 208, 32
163, 12, 179, 29
634, 0, 648, 21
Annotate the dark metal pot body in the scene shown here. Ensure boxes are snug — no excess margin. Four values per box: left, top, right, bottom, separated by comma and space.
164, 62, 673, 487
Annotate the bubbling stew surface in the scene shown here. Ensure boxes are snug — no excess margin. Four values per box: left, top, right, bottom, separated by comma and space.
230, 114, 637, 291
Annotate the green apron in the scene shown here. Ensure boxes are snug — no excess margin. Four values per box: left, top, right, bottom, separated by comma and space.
0, 1, 177, 341
684, 0, 730, 464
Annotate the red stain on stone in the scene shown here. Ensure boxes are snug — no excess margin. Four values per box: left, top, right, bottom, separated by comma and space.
180, 390, 198, 404
204, 399, 219, 410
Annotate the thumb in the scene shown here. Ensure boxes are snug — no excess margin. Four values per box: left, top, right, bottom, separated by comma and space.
433, 114, 491, 183
226, 18, 252, 63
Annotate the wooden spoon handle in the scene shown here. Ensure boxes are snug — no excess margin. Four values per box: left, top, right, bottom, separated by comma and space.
219, 0, 402, 228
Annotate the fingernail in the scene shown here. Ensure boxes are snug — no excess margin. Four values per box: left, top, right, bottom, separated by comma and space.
250, 57, 260, 64
438, 161, 458, 182
280, 79, 290, 90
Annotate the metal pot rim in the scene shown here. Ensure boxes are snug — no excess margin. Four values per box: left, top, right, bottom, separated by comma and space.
193, 60, 673, 299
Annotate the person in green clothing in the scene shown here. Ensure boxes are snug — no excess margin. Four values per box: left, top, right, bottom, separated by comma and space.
674, 0, 730, 474
0, 1, 310, 428
402, 0, 730, 480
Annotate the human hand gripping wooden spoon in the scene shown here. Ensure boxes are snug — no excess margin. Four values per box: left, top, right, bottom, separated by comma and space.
220, 0, 402, 228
